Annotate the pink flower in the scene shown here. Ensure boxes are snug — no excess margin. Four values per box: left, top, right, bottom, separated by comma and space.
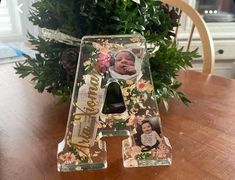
97, 53, 110, 73
136, 81, 146, 91
128, 115, 141, 127
64, 152, 76, 164
126, 146, 141, 158
151, 144, 170, 159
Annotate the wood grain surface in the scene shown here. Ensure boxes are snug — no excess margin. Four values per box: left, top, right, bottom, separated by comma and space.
1, 64, 235, 180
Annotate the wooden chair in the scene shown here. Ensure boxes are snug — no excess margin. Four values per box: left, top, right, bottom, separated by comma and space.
161, 0, 215, 74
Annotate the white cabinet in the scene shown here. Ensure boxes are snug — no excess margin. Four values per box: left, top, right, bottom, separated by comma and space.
179, 0, 235, 78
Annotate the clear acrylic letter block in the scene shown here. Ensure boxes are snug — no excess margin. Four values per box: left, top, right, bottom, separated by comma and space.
57, 35, 172, 172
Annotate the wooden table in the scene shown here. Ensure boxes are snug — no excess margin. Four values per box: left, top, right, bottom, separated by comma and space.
1, 64, 235, 180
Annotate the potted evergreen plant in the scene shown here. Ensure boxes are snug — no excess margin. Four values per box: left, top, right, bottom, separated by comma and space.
15, 0, 198, 109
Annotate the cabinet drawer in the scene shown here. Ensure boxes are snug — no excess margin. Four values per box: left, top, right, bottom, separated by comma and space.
178, 40, 235, 60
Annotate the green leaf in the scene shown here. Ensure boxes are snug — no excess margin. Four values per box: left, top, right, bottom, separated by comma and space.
177, 92, 191, 106
35, 81, 45, 93
162, 99, 169, 111
111, 16, 120, 21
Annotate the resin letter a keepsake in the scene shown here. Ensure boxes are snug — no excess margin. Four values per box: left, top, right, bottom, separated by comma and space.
57, 35, 172, 172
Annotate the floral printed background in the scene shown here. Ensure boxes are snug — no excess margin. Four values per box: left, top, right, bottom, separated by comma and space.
57, 35, 171, 171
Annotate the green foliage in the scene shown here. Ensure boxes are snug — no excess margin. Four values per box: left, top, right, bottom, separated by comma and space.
15, 34, 73, 103
112, 119, 128, 130
15, 0, 199, 108
137, 152, 152, 160
150, 43, 199, 109
69, 146, 89, 163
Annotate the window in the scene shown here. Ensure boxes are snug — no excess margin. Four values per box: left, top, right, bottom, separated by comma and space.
183, 0, 235, 39
0, 0, 23, 40
197, 0, 235, 23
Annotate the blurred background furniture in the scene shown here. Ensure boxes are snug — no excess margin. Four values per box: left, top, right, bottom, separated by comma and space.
162, 0, 215, 74
167, 0, 235, 78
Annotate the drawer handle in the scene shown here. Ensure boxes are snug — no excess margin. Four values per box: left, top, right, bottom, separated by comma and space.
218, 49, 224, 54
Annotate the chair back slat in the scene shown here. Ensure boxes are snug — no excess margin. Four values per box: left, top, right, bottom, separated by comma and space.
162, 0, 215, 74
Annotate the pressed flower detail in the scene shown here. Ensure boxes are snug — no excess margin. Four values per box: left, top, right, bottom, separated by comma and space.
63, 152, 76, 164
136, 81, 145, 90
136, 80, 153, 93
136, 152, 152, 160
145, 82, 154, 93
122, 88, 129, 97
97, 53, 110, 73
126, 80, 134, 85
126, 146, 142, 158
130, 36, 140, 43
118, 80, 157, 122
151, 144, 170, 159
128, 115, 141, 127
92, 40, 123, 54
83, 60, 92, 67
82, 39, 124, 75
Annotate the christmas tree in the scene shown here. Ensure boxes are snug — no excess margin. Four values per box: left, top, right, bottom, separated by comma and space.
15, 0, 198, 108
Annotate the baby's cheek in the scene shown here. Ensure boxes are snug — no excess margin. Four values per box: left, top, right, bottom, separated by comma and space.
117, 62, 123, 68
127, 61, 134, 66
115, 63, 123, 71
